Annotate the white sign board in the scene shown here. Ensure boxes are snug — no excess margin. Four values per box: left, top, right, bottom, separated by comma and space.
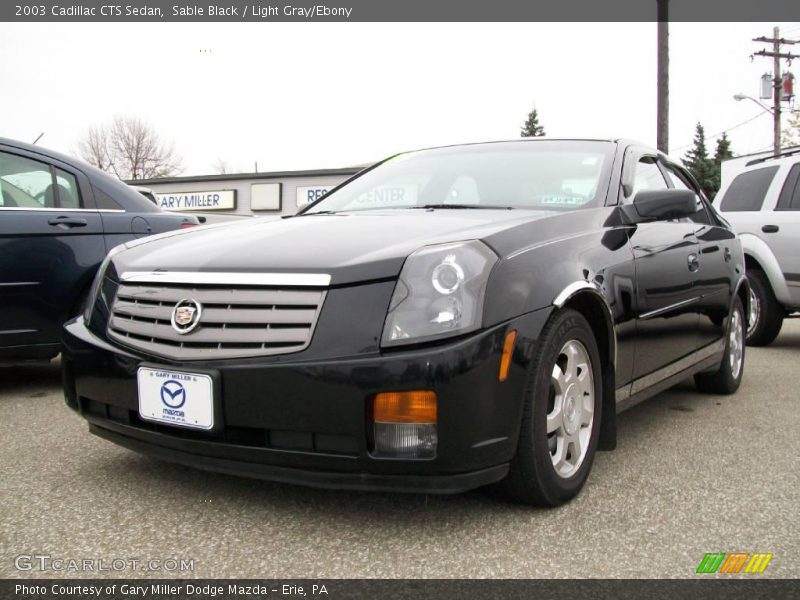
155, 190, 236, 211
251, 183, 281, 211
296, 185, 335, 207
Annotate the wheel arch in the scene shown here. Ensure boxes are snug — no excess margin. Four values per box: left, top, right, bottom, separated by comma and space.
554, 284, 617, 451
733, 274, 750, 320
739, 233, 791, 305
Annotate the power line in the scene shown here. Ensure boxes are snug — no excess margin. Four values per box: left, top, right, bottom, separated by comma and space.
669, 111, 769, 154
751, 26, 800, 155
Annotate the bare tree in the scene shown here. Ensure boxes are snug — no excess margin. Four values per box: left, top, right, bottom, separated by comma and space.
77, 116, 182, 180
213, 158, 230, 175
77, 126, 114, 172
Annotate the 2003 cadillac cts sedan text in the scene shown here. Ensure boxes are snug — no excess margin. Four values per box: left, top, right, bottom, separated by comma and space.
62, 139, 748, 506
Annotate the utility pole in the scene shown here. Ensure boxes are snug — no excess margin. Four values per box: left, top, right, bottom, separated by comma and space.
656, 0, 669, 153
753, 27, 799, 156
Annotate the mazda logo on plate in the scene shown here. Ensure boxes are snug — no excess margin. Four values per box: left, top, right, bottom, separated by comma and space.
171, 299, 202, 334
160, 380, 187, 409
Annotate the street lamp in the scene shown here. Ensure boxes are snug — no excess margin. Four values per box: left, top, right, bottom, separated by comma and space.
732, 93, 775, 115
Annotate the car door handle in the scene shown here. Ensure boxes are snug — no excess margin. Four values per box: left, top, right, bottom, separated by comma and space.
687, 253, 700, 272
48, 216, 87, 228
762, 224, 779, 233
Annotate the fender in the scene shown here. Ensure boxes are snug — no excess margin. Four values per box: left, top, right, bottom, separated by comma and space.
553, 280, 618, 452
739, 233, 792, 305
553, 281, 617, 370
732, 273, 750, 316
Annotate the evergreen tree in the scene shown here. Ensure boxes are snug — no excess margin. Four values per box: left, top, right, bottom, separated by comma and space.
682, 122, 716, 199
709, 132, 734, 197
714, 132, 733, 163
520, 106, 546, 137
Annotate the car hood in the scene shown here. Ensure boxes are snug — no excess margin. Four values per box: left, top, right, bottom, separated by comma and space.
111, 209, 557, 285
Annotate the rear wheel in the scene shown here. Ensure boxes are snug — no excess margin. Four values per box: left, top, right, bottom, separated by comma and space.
746, 270, 783, 346
503, 309, 602, 506
695, 297, 745, 394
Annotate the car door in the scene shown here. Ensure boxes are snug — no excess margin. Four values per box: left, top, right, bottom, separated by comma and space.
622, 152, 701, 380
771, 161, 800, 307
0, 147, 105, 357
662, 161, 737, 350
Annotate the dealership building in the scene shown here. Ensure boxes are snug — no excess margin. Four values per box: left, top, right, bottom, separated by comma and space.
132, 165, 365, 220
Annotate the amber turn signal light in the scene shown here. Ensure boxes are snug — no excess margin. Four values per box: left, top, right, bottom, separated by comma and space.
373, 391, 437, 424
498, 330, 517, 382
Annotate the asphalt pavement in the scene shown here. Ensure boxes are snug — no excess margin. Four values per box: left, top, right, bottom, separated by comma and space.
1, 321, 798, 579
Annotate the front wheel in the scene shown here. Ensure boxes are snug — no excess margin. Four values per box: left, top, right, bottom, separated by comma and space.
503, 309, 602, 506
694, 297, 745, 395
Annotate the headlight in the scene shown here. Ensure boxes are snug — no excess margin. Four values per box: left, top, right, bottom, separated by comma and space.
83, 243, 126, 324
381, 240, 497, 347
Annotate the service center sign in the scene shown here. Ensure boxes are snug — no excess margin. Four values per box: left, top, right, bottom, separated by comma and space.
155, 190, 236, 211
296, 185, 334, 207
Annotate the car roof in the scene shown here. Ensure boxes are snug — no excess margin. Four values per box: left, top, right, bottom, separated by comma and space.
743, 146, 800, 168
398, 137, 671, 161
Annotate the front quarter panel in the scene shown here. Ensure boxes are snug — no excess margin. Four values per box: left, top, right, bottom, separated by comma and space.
482, 207, 637, 384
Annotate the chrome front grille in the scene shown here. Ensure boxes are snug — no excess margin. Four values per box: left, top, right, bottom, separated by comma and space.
106, 272, 328, 360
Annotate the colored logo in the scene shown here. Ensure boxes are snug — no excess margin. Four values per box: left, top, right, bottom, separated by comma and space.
696, 552, 773, 574
160, 380, 187, 409
171, 299, 202, 334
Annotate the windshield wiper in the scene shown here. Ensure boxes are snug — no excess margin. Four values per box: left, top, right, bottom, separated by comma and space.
297, 210, 339, 216
413, 204, 515, 210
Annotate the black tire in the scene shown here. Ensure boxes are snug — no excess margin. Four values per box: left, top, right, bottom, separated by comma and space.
695, 297, 745, 395
503, 309, 602, 506
746, 270, 783, 347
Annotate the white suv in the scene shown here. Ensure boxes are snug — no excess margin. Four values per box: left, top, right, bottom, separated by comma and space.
715, 149, 800, 345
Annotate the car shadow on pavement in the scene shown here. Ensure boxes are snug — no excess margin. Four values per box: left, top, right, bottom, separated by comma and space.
0, 358, 61, 397
767, 323, 800, 348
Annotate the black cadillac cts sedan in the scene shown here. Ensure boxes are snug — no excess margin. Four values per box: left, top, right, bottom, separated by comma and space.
63, 139, 748, 506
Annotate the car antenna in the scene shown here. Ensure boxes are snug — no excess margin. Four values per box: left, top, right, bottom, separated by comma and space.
32, 132, 44, 145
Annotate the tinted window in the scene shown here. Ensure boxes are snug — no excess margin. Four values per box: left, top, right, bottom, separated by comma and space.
719, 166, 779, 212
664, 164, 710, 224
664, 165, 692, 191
632, 159, 668, 195
55, 168, 82, 209
776, 163, 800, 211
0, 152, 53, 208
0, 152, 85, 209
304, 141, 615, 214
94, 187, 124, 210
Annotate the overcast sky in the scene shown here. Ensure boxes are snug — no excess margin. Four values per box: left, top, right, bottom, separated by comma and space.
1, 22, 799, 175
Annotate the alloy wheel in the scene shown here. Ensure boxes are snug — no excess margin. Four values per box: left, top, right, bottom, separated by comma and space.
547, 339, 595, 479
729, 308, 744, 380
747, 287, 759, 338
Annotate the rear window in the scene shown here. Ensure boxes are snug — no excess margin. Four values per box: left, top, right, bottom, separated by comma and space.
718, 166, 779, 212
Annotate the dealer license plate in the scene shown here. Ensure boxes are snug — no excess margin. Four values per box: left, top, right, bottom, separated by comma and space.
137, 367, 214, 430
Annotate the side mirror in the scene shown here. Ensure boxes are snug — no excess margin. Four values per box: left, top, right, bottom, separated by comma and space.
630, 189, 697, 222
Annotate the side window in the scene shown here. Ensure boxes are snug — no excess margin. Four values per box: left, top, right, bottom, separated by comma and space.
664, 165, 692, 191
0, 152, 84, 209
55, 168, 82, 209
0, 151, 54, 209
664, 164, 710, 224
93, 187, 124, 210
632, 158, 668, 196
776, 163, 800, 211
718, 166, 779, 212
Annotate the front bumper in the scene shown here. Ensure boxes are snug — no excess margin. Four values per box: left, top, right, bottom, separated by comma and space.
62, 308, 550, 494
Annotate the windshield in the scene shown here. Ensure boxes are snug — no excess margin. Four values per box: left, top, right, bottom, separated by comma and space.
303, 140, 615, 214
